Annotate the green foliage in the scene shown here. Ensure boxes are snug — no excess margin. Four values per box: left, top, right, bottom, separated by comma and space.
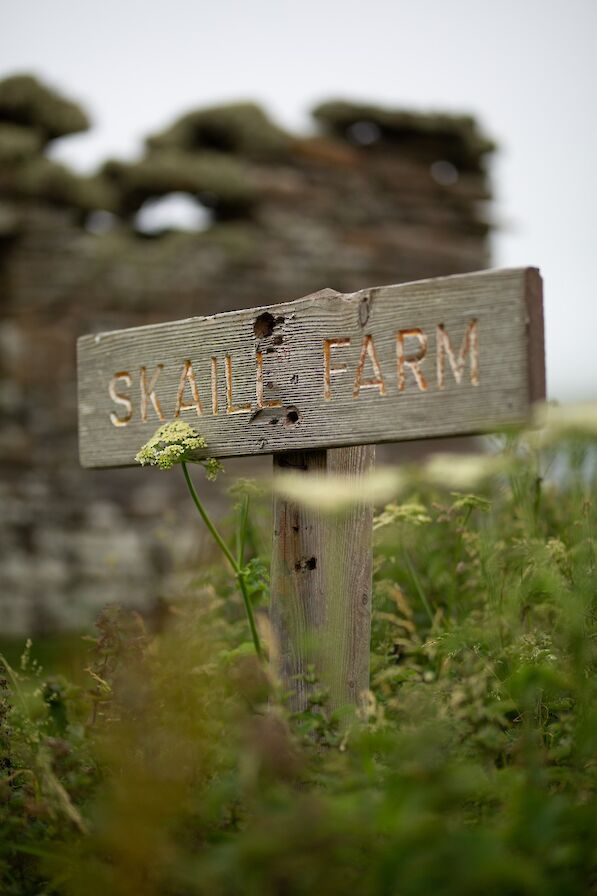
0, 433, 595, 894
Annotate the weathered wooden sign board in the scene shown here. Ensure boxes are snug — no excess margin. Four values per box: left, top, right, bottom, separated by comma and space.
77, 267, 544, 710
77, 268, 544, 468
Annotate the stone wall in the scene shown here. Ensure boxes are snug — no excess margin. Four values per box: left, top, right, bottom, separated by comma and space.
0, 76, 495, 634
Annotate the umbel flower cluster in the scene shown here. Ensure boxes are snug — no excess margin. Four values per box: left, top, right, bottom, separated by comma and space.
135, 420, 222, 479
134, 419, 260, 657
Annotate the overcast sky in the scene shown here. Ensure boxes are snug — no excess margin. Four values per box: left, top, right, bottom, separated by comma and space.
1, 0, 595, 401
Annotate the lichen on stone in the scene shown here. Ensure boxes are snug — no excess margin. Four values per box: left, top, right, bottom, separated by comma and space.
0, 74, 89, 141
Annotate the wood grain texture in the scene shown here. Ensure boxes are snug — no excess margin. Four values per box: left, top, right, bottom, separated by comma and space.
270, 445, 374, 710
524, 267, 546, 403
77, 268, 544, 468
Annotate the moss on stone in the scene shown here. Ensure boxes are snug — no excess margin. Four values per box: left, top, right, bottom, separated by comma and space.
102, 150, 256, 216
0, 156, 116, 211
312, 100, 495, 169
199, 221, 259, 261
0, 74, 89, 141
0, 200, 21, 237
0, 123, 43, 164
147, 102, 291, 159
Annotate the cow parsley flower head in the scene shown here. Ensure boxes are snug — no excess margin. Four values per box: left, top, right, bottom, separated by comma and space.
136, 421, 209, 471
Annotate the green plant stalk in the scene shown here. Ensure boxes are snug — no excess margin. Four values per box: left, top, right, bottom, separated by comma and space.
237, 492, 249, 567
182, 462, 262, 660
0, 652, 28, 715
402, 546, 434, 626
584, 498, 595, 575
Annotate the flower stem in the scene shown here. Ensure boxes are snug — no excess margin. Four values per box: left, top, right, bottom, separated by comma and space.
237, 493, 249, 567
402, 546, 434, 626
182, 462, 262, 660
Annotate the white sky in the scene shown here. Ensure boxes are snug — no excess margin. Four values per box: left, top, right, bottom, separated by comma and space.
1, 0, 595, 401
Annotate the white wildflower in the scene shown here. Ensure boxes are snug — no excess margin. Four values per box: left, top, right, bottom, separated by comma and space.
136, 421, 210, 471
274, 467, 405, 513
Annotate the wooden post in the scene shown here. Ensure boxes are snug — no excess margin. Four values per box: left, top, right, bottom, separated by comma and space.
270, 445, 374, 711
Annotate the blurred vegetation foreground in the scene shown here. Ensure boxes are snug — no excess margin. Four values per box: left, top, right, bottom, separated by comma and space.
0, 427, 596, 894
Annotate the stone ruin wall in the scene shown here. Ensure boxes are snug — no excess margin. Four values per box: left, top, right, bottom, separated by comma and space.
0, 76, 495, 634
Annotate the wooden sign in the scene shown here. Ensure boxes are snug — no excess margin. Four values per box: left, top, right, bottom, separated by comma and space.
77, 268, 544, 468
77, 266, 544, 711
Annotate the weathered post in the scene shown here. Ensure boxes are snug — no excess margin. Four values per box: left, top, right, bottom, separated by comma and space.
77, 268, 545, 708
270, 445, 374, 710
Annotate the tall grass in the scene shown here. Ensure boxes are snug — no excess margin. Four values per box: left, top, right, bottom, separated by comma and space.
0, 428, 595, 895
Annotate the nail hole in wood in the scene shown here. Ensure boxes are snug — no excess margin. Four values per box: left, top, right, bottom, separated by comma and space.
254, 312, 275, 338
359, 295, 372, 326
294, 556, 317, 572
285, 407, 300, 426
